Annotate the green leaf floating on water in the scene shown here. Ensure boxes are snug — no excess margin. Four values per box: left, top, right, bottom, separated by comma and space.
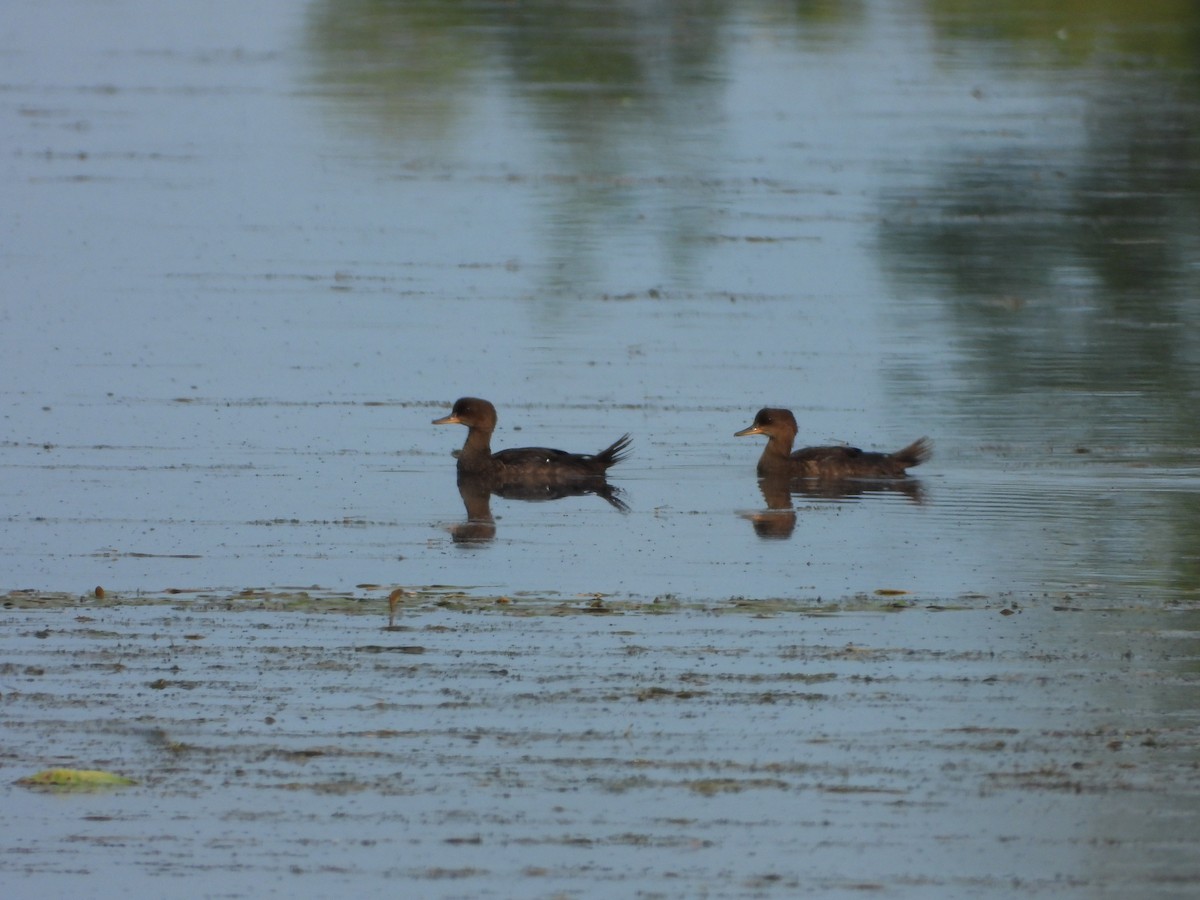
17, 768, 137, 790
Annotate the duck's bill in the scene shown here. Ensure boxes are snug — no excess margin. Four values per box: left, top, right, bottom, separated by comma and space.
432, 413, 461, 425
734, 424, 764, 437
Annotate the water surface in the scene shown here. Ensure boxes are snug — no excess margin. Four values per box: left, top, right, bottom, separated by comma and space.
3, 2, 1200, 895
5, 1, 1200, 605
4, 599, 1199, 898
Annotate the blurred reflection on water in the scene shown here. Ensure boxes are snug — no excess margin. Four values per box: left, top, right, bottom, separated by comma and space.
875, 1, 1200, 600
301, 0, 875, 297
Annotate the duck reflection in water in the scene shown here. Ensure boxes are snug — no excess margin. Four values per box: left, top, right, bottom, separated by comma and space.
433, 397, 631, 544
735, 407, 930, 539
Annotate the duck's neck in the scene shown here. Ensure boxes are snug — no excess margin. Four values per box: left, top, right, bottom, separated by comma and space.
457, 427, 494, 471
757, 431, 796, 474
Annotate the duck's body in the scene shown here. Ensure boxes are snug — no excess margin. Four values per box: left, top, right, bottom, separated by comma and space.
735, 407, 930, 479
433, 397, 631, 486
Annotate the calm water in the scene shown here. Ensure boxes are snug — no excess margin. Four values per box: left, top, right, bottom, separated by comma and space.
3, 4, 1200, 893
4, 1, 1200, 605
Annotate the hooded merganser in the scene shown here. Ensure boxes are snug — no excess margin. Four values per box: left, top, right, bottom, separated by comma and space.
735, 407, 930, 479
433, 397, 632, 484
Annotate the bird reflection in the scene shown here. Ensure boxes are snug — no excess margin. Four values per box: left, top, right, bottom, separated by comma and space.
450, 476, 499, 544
448, 472, 629, 545
740, 473, 925, 540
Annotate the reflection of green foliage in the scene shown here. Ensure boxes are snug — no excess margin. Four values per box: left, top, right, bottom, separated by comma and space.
502, 3, 645, 91
881, 6, 1200, 409
879, 79, 1200, 397
304, 0, 868, 135
928, 0, 1200, 72
305, 0, 485, 135
303, 0, 737, 289
764, 0, 866, 44
309, 0, 481, 85
876, 10, 1200, 597
305, 1, 729, 119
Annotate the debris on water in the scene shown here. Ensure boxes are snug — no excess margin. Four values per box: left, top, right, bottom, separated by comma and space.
17, 769, 137, 790
387, 587, 405, 627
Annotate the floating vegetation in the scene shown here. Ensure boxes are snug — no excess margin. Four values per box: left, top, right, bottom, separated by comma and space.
17, 769, 137, 790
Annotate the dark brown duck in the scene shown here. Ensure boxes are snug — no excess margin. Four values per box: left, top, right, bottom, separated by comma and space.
433, 397, 631, 484
735, 407, 930, 479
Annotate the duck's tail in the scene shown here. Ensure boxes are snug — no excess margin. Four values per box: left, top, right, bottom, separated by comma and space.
596, 434, 633, 469
894, 437, 932, 469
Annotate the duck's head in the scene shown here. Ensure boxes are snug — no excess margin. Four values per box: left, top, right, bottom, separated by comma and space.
433, 397, 499, 432
735, 407, 798, 439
